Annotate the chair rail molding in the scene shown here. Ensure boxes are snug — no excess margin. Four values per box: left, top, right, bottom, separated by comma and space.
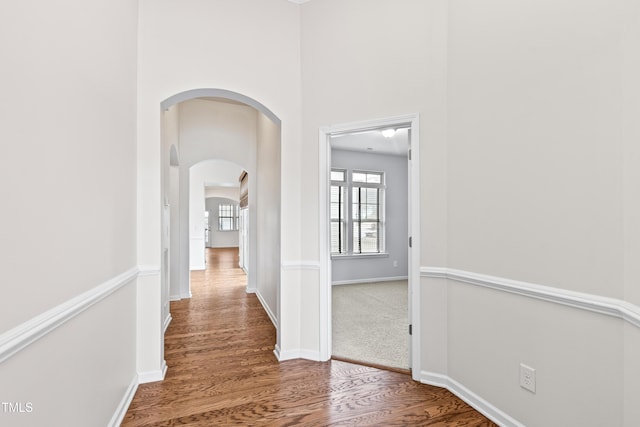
0, 267, 140, 364
421, 266, 640, 328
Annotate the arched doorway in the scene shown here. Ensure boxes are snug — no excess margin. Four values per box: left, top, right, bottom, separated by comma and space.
160, 88, 282, 358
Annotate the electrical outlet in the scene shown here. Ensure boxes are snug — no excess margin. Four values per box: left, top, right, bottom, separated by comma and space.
393, 260, 398, 267
519, 363, 536, 393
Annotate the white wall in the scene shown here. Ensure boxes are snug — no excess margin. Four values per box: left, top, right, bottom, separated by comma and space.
301, 0, 640, 426
206, 197, 240, 248
162, 104, 180, 321
138, 0, 302, 360
330, 149, 408, 284
134, 1, 640, 425
447, 0, 624, 297
442, 1, 638, 425
163, 106, 182, 304
0, 0, 138, 425
300, 0, 439, 364
256, 111, 281, 325
206, 187, 240, 200
179, 100, 256, 294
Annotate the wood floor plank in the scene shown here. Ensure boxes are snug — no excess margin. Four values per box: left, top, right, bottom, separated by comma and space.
122, 248, 497, 426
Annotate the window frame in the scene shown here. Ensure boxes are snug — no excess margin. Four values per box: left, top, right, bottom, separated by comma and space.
218, 203, 239, 231
330, 168, 386, 257
330, 169, 347, 254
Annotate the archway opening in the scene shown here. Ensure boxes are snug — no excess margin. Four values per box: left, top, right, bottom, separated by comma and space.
160, 88, 282, 355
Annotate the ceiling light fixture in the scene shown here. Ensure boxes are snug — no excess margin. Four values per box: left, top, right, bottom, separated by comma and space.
381, 128, 396, 138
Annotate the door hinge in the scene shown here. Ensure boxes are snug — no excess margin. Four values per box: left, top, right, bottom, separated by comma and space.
409, 324, 413, 335
409, 236, 412, 248
408, 149, 412, 160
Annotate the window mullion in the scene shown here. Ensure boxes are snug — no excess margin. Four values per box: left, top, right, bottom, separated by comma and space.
357, 187, 362, 253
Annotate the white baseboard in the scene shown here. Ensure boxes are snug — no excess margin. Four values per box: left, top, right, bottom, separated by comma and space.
190, 265, 206, 271
138, 360, 167, 384
175, 291, 192, 300
108, 374, 138, 427
274, 345, 322, 362
255, 290, 277, 327
420, 371, 524, 427
332, 276, 409, 286
273, 344, 282, 360
163, 314, 172, 333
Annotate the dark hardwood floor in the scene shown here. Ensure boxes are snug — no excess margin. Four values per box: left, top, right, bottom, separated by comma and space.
122, 248, 497, 426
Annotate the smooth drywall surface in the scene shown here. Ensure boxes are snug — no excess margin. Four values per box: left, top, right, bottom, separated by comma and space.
622, 1, 640, 309
163, 106, 182, 300
447, 0, 627, 298
189, 167, 206, 270
0, 0, 138, 425
448, 281, 623, 426
624, 324, 640, 426
205, 187, 240, 200
0, 0, 137, 331
256, 111, 281, 323
444, 1, 639, 424
162, 104, 180, 314
330, 149, 408, 283
137, 0, 301, 263
178, 100, 255, 295
138, 0, 301, 356
300, 0, 443, 360
0, 284, 136, 427
206, 197, 241, 248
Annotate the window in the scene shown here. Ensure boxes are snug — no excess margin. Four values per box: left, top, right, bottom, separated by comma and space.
218, 203, 239, 231
331, 170, 346, 254
330, 169, 385, 255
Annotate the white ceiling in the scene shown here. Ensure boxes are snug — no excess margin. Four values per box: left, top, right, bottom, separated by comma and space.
330, 128, 409, 157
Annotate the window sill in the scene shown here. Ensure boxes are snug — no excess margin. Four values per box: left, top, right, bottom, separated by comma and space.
331, 253, 389, 260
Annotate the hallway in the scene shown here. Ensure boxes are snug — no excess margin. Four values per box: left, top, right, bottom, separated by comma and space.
123, 248, 496, 426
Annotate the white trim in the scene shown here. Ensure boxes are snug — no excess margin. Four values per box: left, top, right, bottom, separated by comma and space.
288, 0, 311, 4
319, 114, 422, 374
273, 344, 282, 360
332, 276, 408, 286
319, 126, 331, 361
190, 264, 206, 271
281, 261, 321, 270
163, 313, 172, 333
173, 290, 193, 300
420, 371, 524, 427
256, 290, 277, 327
275, 346, 322, 362
0, 267, 138, 364
138, 360, 168, 384
138, 265, 161, 276
108, 375, 139, 427
161, 88, 280, 126
421, 267, 640, 329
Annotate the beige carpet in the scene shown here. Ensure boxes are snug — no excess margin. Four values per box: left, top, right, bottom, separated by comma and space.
332, 280, 409, 369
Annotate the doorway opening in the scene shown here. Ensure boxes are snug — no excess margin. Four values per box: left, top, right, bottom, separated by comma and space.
318, 115, 421, 379
160, 88, 282, 360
